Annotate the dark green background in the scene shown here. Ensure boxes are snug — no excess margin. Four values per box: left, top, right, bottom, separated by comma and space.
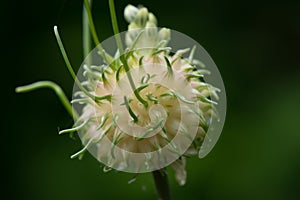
4, 0, 300, 199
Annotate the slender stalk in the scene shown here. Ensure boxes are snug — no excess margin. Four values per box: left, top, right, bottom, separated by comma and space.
152, 169, 172, 200
108, 0, 148, 108
54, 26, 111, 102
108, 0, 123, 54
54, 26, 88, 95
83, 0, 92, 59
83, 0, 100, 47
15, 81, 78, 120
83, 0, 113, 63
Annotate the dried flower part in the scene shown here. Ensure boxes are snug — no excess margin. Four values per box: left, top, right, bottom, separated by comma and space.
171, 157, 187, 186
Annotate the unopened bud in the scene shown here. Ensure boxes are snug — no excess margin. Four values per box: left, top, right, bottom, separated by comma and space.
158, 28, 171, 41
148, 13, 157, 25
134, 8, 149, 27
128, 22, 140, 30
145, 22, 158, 38
124, 4, 139, 23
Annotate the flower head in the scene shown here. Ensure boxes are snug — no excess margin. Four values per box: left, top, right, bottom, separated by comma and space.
16, 2, 225, 188
71, 5, 220, 185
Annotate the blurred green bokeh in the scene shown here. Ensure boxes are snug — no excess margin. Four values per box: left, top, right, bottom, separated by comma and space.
4, 0, 300, 199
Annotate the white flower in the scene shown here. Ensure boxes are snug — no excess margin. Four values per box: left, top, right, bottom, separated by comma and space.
16, 2, 223, 190
73, 4, 219, 185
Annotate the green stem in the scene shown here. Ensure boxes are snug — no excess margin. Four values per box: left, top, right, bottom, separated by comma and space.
54, 26, 88, 94
83, 0, 92, 59
83, 0, 113, 64
152, 169, 172, 200
54, 26, 110, 102
123, 96, 138, 122
15, 81, 78, 120
108, 0, 123, 54
108, 0, 148, 108
83, 0, 100, 48
121, 56, 148, 108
